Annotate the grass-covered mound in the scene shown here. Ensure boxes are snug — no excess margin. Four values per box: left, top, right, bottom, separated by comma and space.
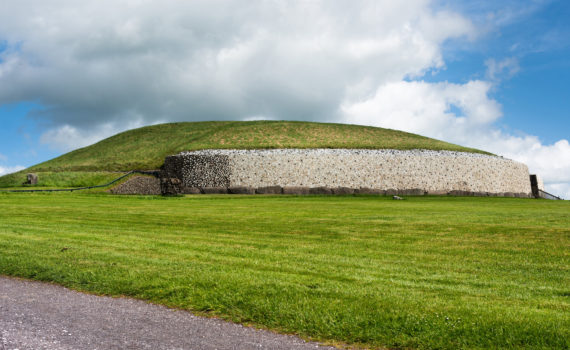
14, 121, 487, 171
0, 120, 489, 188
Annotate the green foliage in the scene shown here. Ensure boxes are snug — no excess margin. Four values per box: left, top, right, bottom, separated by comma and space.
25, 121, 489, 172
0, 194, 568, 349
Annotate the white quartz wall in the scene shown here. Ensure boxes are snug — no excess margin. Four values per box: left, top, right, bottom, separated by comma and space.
178, 149, 532, 194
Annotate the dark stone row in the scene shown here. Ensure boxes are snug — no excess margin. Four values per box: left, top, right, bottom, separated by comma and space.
255, 186, 282, 194
159, 184, 533, 198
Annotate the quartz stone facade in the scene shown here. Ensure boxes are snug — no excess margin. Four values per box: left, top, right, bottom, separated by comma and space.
160, 149, 532, 196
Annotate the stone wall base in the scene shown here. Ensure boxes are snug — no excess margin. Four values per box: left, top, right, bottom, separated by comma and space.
166, 185, 532, 198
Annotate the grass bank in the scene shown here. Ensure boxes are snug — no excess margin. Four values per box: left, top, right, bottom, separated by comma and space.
0, 193, 567, 349
0, 171, 123, 188
26, 121, 488, 173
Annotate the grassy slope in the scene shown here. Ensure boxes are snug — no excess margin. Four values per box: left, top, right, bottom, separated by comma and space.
0, 193, 568, 349
20, 121, 487, 172
0, 121, 489, 188
0, 171, 122, 189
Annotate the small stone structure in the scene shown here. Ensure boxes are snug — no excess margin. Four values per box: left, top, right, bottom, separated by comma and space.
24, 173, 38, 185
160, 149, 533, 197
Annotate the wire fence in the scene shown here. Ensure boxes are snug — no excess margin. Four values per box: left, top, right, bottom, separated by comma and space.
0, 170, 159, 193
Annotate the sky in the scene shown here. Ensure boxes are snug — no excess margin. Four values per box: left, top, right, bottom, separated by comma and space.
0, 0, 568, 198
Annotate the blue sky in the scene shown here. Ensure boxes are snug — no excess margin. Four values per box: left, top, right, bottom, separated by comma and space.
0, 0, 568, 197
433, 0, 570, 144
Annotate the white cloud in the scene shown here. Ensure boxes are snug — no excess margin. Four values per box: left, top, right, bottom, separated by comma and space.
0, 165, 25, 176
341, 80, 502, 139
0, 0, 474, 140
0, 154, 25, 176
546, 183, 570, 200
485, 57, 520, 81
40, 119, 148, 152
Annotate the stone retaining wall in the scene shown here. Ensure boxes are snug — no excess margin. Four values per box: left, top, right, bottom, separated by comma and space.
161, 149, 532, 196
109, 176, 161, 195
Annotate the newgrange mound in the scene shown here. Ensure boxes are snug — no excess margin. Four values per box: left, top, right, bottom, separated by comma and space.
0, 121, 533, 197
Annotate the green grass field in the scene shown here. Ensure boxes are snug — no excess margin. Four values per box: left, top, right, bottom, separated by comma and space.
0, 193, 568, 349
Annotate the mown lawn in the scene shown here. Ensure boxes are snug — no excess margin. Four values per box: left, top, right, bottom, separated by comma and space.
0, 193, 568, 349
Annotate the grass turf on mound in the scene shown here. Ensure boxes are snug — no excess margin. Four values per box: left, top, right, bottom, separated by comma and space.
24, 121, 488, 173
0, 193, 567, 349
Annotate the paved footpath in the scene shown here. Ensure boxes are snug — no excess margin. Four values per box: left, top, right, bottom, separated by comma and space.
0, 276, 336, 350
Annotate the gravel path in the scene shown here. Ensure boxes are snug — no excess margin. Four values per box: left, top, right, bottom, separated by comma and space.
0, 276, 337, 350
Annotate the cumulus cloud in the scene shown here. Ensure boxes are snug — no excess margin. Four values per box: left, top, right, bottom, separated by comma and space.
0, 0, 473, 132
485, 57, 520, 81
341, 80, 502, 139
40, 119, 151, 152
0, 153, 25, 176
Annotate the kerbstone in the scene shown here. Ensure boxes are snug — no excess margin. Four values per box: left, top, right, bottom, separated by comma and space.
355, 188, 385, 195
332, 187, 355, 195
255, 186, 283, 194
183, 187, 202, 194
201, 187, 228, 194
229, 187, 255, 195
283, 187, 310, 195
309, 187, 332, 195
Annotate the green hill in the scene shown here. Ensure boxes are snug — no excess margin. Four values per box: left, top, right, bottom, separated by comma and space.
0, 121, 488, 187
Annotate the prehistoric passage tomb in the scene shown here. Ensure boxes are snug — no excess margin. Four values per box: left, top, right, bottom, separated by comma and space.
159, 149, 533, 197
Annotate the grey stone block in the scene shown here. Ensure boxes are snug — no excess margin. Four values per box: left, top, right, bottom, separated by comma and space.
201, 187, 228, 194
449, 190, 474, 196
332, 187, 355, 195
426, 190, 448, 196
160, 177, 182, 195
228, 187, 255, 194
355, 188, 385, 195
255, 186, 282, 194
309, 187, 332, 195
25, 173, 38, 185
386, 189, 398, 196
283, 186, 310, 195
473, 192, 489, 197
514, 192, 531, 198
399, 188, 424, 196
183, 187, 202, 194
